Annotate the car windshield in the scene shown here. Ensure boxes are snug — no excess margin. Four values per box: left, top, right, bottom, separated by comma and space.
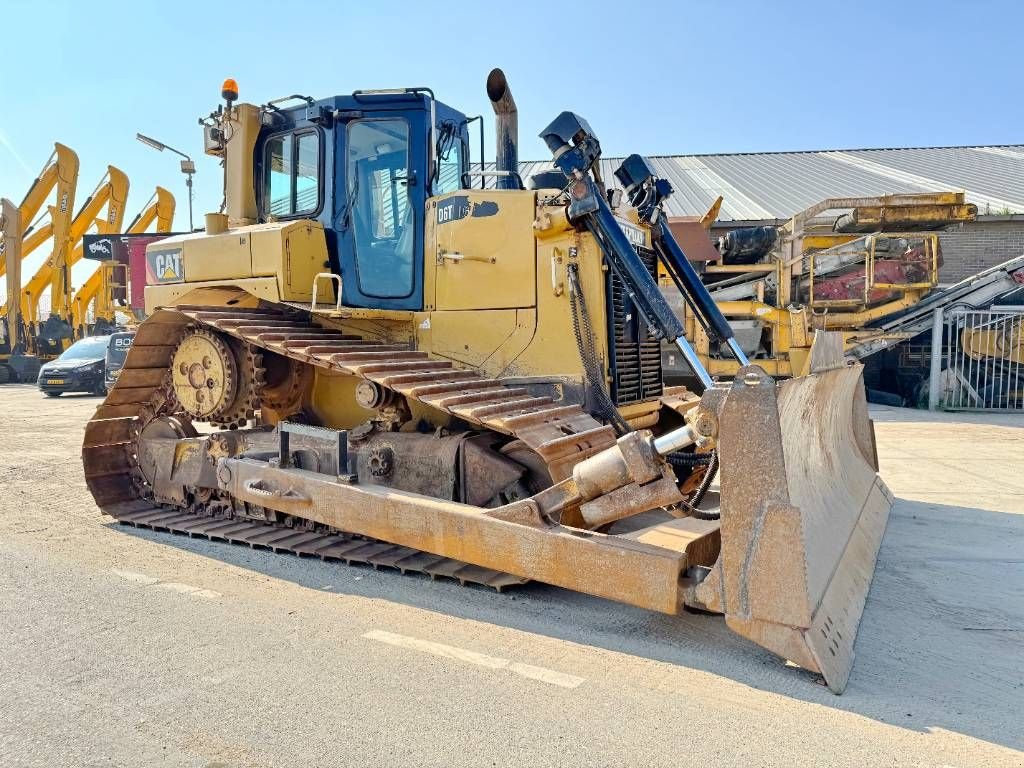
58, 337, 110, 361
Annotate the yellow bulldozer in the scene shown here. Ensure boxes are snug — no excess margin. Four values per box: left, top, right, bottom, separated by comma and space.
83, 72, 892, 692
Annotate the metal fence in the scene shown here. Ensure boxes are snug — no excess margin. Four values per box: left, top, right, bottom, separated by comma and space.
930, 307, 1024, 411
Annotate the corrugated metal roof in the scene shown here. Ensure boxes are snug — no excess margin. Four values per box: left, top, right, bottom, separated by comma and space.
479, 145, 1024, 221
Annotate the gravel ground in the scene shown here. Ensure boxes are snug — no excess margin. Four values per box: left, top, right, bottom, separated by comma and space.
0, 384, 1021, 767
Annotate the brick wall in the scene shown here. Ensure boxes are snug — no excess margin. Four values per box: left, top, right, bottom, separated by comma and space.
937, 220, 1024, 283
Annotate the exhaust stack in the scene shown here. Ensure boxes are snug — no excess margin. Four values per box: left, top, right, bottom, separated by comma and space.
486, 68, 518, 190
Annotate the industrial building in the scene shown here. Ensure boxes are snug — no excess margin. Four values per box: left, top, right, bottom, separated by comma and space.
511, 144, 1024, 282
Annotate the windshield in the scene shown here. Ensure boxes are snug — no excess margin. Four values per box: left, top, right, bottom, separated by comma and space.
58, 336, 110, 361
106, 333, 134, 367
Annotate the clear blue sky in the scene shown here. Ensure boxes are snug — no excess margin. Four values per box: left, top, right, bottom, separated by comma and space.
1, 0, 1020, 287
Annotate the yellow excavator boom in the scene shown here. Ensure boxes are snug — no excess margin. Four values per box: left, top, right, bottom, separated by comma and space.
1, 200, 22, 352
21, 166, 129, 326
0, 143, 79, 280
71, 187, 175, 332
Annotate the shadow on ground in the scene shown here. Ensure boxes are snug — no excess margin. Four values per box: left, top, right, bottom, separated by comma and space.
111, 493, 1024, 754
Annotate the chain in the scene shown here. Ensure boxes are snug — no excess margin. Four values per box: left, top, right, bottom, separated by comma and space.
566, 262, 631, 436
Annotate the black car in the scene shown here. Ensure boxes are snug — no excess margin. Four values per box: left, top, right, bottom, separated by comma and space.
37, 335, 111, 396
104, 330, 135, 392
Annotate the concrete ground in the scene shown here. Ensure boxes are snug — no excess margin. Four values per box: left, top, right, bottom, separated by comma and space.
0, 384, 1021, 767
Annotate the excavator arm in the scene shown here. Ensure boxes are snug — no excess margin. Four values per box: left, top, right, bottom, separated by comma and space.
71, 187, 175, 332
1, 200, 22, 353
21, 167, 129, 327
0, 143, 78, 279
126, 185, 175, 233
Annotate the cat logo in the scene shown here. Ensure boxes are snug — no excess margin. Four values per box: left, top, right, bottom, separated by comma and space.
147, 248, 185, 284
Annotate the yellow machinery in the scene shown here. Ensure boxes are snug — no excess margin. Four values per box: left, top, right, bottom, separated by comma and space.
673, 194, 978, 379
71, 186, 175, 335
21, 167, 129, 355
0, 198, 25, 382
83, 73, 892, 692
963, 319, 1024, 365
0, 143, 79, 282
0, 143, 79, 380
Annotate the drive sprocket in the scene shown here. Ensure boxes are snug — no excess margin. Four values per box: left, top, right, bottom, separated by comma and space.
170, 328, 258, 428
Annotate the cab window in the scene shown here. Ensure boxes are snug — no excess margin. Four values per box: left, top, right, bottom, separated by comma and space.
435, 138, 462, 195
264, 131, 321, 217
346, 118, 414, 298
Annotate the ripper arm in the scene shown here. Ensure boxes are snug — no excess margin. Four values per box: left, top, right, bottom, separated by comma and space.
540, 113, 747, 390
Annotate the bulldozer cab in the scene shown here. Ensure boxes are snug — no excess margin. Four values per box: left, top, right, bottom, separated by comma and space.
253, 91, 470, 311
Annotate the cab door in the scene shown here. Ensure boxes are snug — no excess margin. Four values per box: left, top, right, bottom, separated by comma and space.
430, 190, 537, 311
335, 111, 427, 310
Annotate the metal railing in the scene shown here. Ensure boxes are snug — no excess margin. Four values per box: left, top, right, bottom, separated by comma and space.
929, 306, 1024, 411
311, 273, 342, 312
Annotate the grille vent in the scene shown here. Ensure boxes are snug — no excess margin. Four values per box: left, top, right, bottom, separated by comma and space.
607, 245, 664, 405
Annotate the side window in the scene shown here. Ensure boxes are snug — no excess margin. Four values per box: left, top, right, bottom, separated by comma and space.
435, 138, 462, 195
263, 131, 320, 217
266, 134, 293, 216
347, 119, 414, 298
295, 133, 319, 213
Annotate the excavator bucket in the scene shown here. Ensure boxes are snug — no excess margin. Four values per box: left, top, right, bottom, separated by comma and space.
693, 333, 893, 692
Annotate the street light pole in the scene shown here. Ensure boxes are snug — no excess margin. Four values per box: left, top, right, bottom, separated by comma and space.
136, 133, 195, 231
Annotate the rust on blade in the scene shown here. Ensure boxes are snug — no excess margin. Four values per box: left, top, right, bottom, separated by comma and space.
692, 361, 893, 692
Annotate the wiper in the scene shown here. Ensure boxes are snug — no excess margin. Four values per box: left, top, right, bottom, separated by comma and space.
335, 170, 360, 233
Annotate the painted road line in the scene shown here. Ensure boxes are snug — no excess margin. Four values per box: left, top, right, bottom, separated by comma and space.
155, 582, 222, 599
112, 569, 159, 585
112, 569, 221, 599
363, 629, 585, 689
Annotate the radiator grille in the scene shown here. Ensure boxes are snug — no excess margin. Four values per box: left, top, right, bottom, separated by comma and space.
607, 246, 664, 405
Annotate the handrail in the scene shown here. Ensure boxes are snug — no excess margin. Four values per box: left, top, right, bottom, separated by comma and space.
311, 272, 342, 312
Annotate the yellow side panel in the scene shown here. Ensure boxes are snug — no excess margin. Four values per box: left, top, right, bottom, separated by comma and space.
145, 220, 328, 304
179, 231, 252, 282
250, 220, 328, 301
430, 190, 536, 311
420, 309, 537, 376
282, 222, 329, 301
522, 233, 606, 379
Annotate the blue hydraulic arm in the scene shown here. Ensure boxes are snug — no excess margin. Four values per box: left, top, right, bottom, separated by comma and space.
540, 113, 746, 391
614, 153, 750, 368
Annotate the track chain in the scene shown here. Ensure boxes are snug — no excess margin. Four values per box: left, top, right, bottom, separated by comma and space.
83, 304, 619, 591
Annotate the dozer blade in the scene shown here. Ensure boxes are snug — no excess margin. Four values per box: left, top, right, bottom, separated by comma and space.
693, 337, 893, 692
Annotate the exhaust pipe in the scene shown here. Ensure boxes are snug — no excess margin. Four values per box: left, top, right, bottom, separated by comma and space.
486, 68, 518, 190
